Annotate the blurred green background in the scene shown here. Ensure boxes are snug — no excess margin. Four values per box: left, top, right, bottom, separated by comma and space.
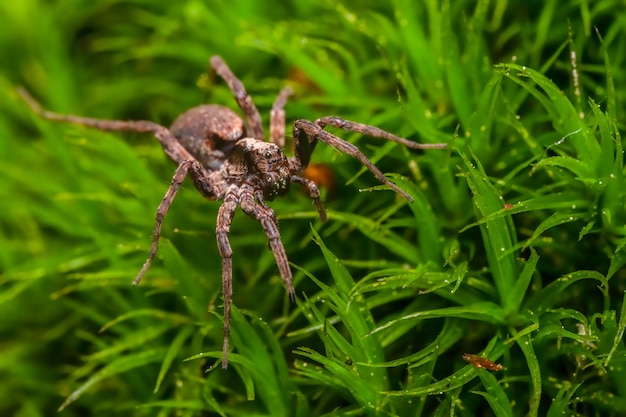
2, 1, 626, 416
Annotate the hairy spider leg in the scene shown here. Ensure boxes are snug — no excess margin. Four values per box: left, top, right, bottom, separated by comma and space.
239, 189, 294, 298
314, 116, 448, 150
134, 159, 215, 286
269, 87, 293, 148
210, 56, 264, 140
292, 119, 416, 202
215, 196, 237, 369
216, 187, 295, 368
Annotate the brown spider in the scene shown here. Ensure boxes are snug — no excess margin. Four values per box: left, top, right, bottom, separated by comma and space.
19, 56, 447, 368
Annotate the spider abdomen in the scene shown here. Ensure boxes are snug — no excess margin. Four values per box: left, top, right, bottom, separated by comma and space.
171, 104, 244, 170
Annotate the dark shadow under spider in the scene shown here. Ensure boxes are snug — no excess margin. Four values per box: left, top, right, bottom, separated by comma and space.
18, 55, 447, 368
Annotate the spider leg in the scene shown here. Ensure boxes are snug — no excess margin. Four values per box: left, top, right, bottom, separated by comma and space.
215, 196, 238, 369
269, 87, 293, 148
210, 56, 264, 140
314, 116, 448, 150
292, 119, 415, 202
133, 159, 214, 286
17, 87, 196, 166
239, 188, 295, 300
290, 175, 327, 222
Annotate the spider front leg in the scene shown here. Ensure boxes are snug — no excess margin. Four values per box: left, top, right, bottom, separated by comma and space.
314, 116, 448, 150
134, 159, 215, 286
215, 196, 238, 369
239, 190, 294, 299
217, 188, 294, 369
292, 119, 417, 202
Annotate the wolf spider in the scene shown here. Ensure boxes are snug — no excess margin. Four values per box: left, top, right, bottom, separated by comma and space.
19, 56, 447, 368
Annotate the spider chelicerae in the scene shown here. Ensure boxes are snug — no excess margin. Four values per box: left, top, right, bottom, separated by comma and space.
19, 56, 447, 368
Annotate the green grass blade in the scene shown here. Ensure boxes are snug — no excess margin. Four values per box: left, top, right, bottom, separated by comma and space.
58, 349, 165, 411
386, 174, 445, 263
496, 63, 598, 163
505, 247, 539, 314
525, 270, 608, 313
515, 332, 541, 417
605, 291, 626, 367
370, 302, 507, 337
459, 148, 518, 305
546, 382, 582, 417
153, 324, 195, 394
324, 210, 419, 264
470, 371, 513, 417
228, 306, 292, 417
295, 347, 381, 415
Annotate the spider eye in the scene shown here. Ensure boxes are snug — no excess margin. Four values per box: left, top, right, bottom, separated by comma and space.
265, 151, 273, 159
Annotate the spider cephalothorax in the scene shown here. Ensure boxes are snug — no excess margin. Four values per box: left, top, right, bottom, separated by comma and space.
19, 55, 447, 368
224, 139, 292, 199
